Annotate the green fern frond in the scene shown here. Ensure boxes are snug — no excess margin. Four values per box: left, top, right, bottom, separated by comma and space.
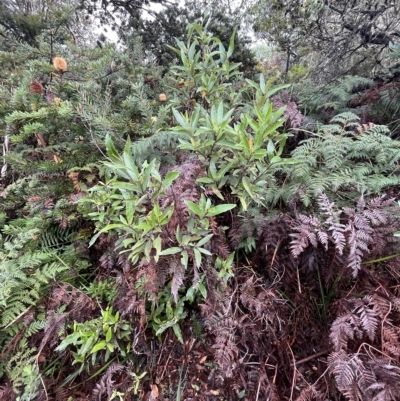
279, 113, 400, 206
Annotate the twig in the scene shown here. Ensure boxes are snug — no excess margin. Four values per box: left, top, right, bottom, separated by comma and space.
287, 341, 297, 401
85, 121, 112, 162
36, 361, 48, 401
292, 350, 330, 366
4, 306, 33, 329
255, 379, 261, 401
381, 302, 392, 353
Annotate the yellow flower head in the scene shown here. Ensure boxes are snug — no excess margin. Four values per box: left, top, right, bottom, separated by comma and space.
159, 93, 167, 102
53, 57, 67, 72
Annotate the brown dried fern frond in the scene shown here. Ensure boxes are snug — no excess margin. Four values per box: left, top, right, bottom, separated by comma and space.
295, 386, 326, 401
92, 362, 125, 401
161, 158, 204, 234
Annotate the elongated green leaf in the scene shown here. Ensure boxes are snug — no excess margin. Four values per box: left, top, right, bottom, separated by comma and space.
159, 247, 182, 256
242, 177, 255, 198
153, 236, 162, 262
166, 44, 181, 56
90, 341, 107, 354
163, 171, 180, 189
267, 140, 275, 156
173, 108, 189, 130
260, 74, 266, 94
227, 27, 237, 58
185, 200, 202, 216
123, 152, 139, 182
89, 231, 102, 247
130, 240, 145, 252
264, 121, 285, 138
194, 248, 202, 267
99, 224, 126, 233
172, 323, 184, 343
126, 201, 134, 225
245, 79, 260, 90
181, 250, 188, 268
80, 335, 95, 357
362, 253, 400, 264
197, 177, 214, 184
155, 320, 175, 336
207, 204, 236, 216
105, 135, 120, 161
197, 233, 214, 247
55, 332, 81, 351
199, 283, 207, 299
197, 247, 212, 256
190, 106, 200, 132
188, 41, 196, 61
110, 182, 138, 191
264, 83, 290, 98
106, 327, 112, 343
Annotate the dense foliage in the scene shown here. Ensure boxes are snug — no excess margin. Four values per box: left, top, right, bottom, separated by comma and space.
252, 0, 400, 82
1, 1, 400, 401
121, 0, 257, 76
